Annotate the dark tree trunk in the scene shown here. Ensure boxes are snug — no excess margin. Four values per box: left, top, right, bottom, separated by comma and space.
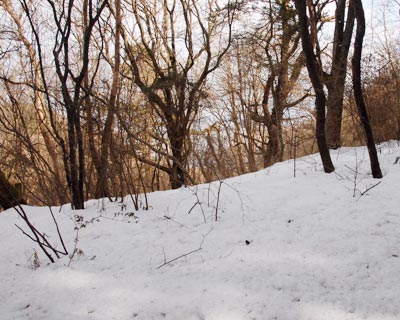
326, 80, 346, 149
168, 129, 186, 189
325, 0, 355, 148
48, 0, 108, 209
351, 0, 383, 178
66, 107, 85, 209
169, 162, 185, 189
295, 0, 334, 173
264, 116, 282, 167
260, 77, 286, 168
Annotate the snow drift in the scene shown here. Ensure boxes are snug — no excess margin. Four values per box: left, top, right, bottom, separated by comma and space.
1, 142, 400, 320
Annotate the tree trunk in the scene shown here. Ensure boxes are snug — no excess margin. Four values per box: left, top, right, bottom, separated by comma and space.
295, 0, 334, 173
351, 0, 382, 178
261, 77, 284, 168
169, 133, 186, 189
95, 0, 121, 199
169, 162, 185, 189
67, 108, 85, 209
326, 79, 346, 149
264, 121, 282, 167
325, 0, 355, 148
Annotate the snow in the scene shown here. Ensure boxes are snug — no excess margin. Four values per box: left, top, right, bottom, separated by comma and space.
1, 142, 400, 320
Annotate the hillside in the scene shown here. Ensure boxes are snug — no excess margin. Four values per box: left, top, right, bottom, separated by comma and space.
1, 142, 400, 320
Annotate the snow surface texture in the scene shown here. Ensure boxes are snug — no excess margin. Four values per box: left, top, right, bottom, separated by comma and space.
1, 142, 400, 320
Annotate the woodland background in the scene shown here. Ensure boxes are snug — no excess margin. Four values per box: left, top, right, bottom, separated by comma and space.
0, 0, 399, 209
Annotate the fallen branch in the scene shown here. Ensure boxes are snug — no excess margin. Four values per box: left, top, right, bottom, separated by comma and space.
156, 227, 213, 269
360, 181, 382, 196
156, 247, 202, 269
163, 215, 187, 228
14, 204, 68, 263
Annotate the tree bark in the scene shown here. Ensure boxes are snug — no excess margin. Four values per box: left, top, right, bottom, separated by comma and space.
326, 80, 346, 148
325, 0, 355, 148
295, 0, 334, 173
351, 0, 382, 178
167, 124, 187, 189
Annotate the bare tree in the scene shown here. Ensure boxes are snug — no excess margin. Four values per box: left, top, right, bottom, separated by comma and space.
21, 0, 108, 208
253, 0, 307, 167
121, 0, 237, 189
0, 0, 69, 205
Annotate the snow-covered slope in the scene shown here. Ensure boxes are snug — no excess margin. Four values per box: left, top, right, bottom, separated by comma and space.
1, 142, 400, 320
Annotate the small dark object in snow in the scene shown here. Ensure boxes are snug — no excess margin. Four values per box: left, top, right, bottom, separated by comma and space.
392, 254, 399, 258
394, 157, 400, 164
288, 219, 293, 223
245, 240, 251, 245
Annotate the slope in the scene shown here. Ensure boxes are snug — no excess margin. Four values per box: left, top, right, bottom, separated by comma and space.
0, 142, 400, 320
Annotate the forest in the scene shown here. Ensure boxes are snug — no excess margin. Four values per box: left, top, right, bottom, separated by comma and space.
0, 0, 399, 210
1, 1, 400, 318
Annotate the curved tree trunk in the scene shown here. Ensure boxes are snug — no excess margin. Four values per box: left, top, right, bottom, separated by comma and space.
295, 0, 334, 173
352, 0, 382, 179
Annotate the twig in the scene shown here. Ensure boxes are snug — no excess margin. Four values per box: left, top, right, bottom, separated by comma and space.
345, 151, 361, 198
220, 180, 252, 224
14, 205, 55, 263
162, 247, 166, 265
156, 247, 202, 269
188, 201, 198, 215
14, 224, 66, 255
13, 202, 69, 262
189, 186, 206, 223
360, 181, 382, 196
68, 228, 80, 267
163, 215, 186, 228
215, 180, 223, 221
100, 215, 134, 223
156, 227, 213, 269
334, 171, 345, 180
49, 206, 68, 255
